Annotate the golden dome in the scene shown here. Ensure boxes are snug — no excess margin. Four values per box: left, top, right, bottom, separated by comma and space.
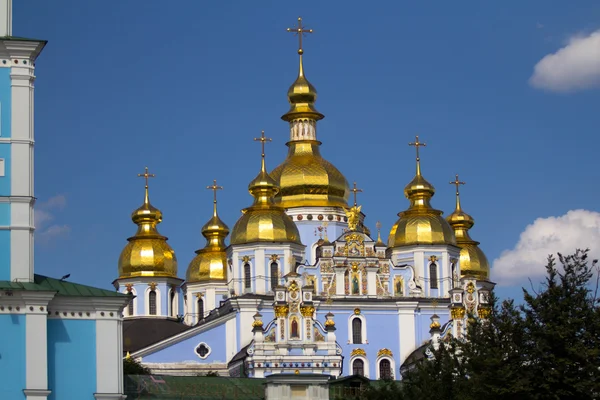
231, 133, 302, 245
186, 181, 230, 283
270, 141, 349, 209
388, 137, 456, 248
447, 175, 490, 279
118, 168, 178, 279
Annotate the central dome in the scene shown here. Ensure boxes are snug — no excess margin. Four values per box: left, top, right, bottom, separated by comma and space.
270, 140, 349, 209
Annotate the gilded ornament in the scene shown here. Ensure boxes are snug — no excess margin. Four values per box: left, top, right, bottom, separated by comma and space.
477, 307, 491, 319
377, 348, 393, 358
252, 319, 264, 328
270, 254, 280, 261
274, 305, 290, 318
125, 284, 133, 293
300, 305, 315, 317
451, 307, 466, 320
429, 255, 438, 262
148, 282, 157, 291
351, 348, 366, 357
195, 292, 203, 298
324, 319, 335, 327
430, 320, 441, 329
289, 280, 299, 293
466, 282, 475, 294
242, 256, 251, 263
353, 308, 361, 315
345, 205, 361, 232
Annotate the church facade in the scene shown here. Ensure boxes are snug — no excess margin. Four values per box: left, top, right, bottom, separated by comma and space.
116, 17, 495, 380
0, 2, 129, 399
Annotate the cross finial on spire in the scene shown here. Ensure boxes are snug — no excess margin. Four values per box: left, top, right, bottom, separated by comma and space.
137, 166, 155, 189
350, 181, 363, 207
253, 130, 272, 172
449, 174, 466, 210
408, 135, 427, 175
287, 16, 313, 55
207, 179, 223, 217
137, 166, 156, 205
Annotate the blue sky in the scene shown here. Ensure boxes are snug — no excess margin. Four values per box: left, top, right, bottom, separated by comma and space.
17, 1, 600, 301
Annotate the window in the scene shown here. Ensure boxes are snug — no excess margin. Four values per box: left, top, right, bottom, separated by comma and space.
270, 262, 278, 290
352, 318, 362, 344
127, 292, 134, 316
244, 263, 251, 289
149, 290, 157, 315
379, 359, 392, 380
197, 297, 204, 319
195, 342, 211, 359
352, 359, 364, 376
170, 290, 175, 316
430, 263, 438, 289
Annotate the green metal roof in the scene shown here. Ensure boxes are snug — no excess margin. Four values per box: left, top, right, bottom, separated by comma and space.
0, 36, 47, 43
0, 274, 125, 297
124, 375, 266, 399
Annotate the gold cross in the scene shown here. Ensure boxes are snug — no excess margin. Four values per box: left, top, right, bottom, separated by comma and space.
137, 166, 155, 188
207, 179, 223, 215
287, 17, 313, 55
254, 130, 272, 158
408, 135, 426, 163
449, 174, 466, 195
350, 181, 363, 206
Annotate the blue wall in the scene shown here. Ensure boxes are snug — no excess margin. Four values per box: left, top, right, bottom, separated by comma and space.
0, 314, 25, 399
48, 319, 96, 400
144, 322, 227, 363
0, 230, 10, 280
0, 143, 10, 196
0, 67, 11, 139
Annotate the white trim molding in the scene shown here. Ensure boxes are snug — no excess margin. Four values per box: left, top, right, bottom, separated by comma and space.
375, 356, 396, 380
347, 314, 368, 344
350, 355, 369, 378
194, 342, 211, 360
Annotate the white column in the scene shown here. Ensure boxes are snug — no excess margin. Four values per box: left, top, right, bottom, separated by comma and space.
366, 269, 377, 296
95, 318, 126, 400
255, 248, 265, 293
0, 0, 11, 37
225, 316, 237, 363
335, 269, 345, 295
398, 303, 417, 365
25, 313, 50, 399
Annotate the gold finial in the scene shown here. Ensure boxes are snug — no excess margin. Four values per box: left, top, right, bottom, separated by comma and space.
125, 351, 131, 359
137, 166, 156, 205
207, 179, 223, 217
350, 182, 363, 207
375, 221, 383, 244
254, 130, 273, 173
287, 17, 313, 56
408, 136, 427, 176
449, 174, 466, 211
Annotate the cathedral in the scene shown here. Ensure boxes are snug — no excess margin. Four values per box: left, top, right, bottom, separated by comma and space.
116, 17, 495, 380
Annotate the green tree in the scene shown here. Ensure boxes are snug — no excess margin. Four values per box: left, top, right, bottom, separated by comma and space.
123, 356, 151, 375
365, 249, 600, 400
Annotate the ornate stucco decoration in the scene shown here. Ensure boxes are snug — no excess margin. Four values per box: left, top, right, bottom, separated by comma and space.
351, 348, 366, 357
377, 348, 393, 358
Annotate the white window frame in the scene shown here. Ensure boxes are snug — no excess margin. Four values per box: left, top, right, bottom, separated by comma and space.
347, 314, 368, 344
145, 286, 162, 316
376, 356, 395, 380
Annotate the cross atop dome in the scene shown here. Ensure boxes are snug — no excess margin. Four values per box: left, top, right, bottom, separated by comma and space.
286, 17, 314, 55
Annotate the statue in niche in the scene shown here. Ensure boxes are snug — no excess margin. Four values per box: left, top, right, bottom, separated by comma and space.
352, 273, 360, 295
291, 318, 299, 338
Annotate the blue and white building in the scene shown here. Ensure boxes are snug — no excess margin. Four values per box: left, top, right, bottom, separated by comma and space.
0, 1, 129, 398
116, 17, 495, 380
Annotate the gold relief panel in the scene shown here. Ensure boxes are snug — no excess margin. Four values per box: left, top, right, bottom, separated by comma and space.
451, 307, 465, 320
477, 307, 491, 319
377, 348, 393, 358
274, 305, 289, 318
351, 348, 366, 357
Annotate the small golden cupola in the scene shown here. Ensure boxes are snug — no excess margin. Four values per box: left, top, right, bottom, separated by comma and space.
186, 180, 229, 283
446, 175, 490, 279
269, 17, 350, 209
231, 131, 302, 245
388, 137, 456, 247
118, 167, 178, 278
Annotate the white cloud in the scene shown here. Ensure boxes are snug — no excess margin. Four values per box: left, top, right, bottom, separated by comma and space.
492, 210, 600, 286
35, 195, 70, 244
529, 30, 600, 92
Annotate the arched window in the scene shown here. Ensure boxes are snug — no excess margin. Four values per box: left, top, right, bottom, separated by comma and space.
127, 292, 134, 316
379, 359, 392, 380
197, 297, 204, 319
352, 359, 365, 376
148, 290, 157, 315
170, 290, 175, 316
270, 262, 278, 291
352, 318, 362, 344
244, 263, 251, 289
430, 263, 438, 289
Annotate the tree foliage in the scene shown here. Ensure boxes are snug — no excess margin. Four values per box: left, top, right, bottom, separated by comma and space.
363, 249, 600, 400
123, 356, 151, 376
